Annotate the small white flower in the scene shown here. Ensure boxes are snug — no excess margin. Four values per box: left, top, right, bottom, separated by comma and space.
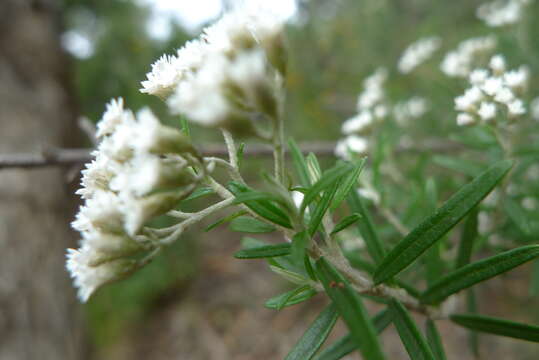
75, 152, 116, 199
341, 111, 374, 135
469, 69, 489, 85
66, 247, 135, 302
478, 102, 497, 121
477, 0, 530, 27
398, 36, 442, 74
493, 87, 515, 104
167, 55, 231, 127
96, 98, 128, 138
335, 135, 369, 160
73, 191, 125, 233
140, 55, 183, 98
481, 77, 504, 96
441, 36, 497, 77
507, 99, 526, 116
457, 112, 476, 126
503, 66, 529, 90
489, 54, 506, 74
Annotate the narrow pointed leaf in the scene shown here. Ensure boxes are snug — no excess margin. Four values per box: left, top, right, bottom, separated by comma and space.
315, 257, 386, 360
184, 187, 214, 201
309, 181, 340, 236
230, 216, 276, 233
389, 299, 436, 360
229, 182, 293, 228
205, 210, 247, 231
313, 309, 392, 360
331, 213, 362, 235
421, 245, 539, 304
426, 319, 447, 360
301, 163, 353, 214
374, 160, 513, 284
289, 139, 311, 187
347, 189, 386, 264
234, 243, 291, 259
285, 304, 339, 360
291, 231, 309, 261
265, 285, 318, 310
331, 158, 366, 210
451, 314, 539, 342
304, 254, 318, 281
455, 208, 478, 269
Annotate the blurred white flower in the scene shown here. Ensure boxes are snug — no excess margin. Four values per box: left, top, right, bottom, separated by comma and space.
335, 135, 369, 160
441, 36, 497, 78
477, 0, 533, 27
478, 102, 497, 121
398, 36, 441, 74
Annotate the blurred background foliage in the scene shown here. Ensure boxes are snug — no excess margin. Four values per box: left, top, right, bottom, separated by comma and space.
59, 0, 539, 356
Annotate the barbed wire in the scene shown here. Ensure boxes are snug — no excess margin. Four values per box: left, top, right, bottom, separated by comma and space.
0, 141, 462, 170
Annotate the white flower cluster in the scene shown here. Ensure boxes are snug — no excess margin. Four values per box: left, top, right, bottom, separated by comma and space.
68, 99, 201, 301
393, 97, 430, 126
141, 8, 286, 130
336, 68, 389, 160
441, 36, 497, 78
477, 0, 533, 27
398, 36, 442, 74
454, 54, 529, 126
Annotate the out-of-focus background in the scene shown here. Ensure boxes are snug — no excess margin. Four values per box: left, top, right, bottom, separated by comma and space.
1, 0, 538, 359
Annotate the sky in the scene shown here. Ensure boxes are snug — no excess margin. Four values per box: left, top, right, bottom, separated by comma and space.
64, 0, 298, 58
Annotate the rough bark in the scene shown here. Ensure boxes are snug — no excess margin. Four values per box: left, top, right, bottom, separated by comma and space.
0, 1, 85, 359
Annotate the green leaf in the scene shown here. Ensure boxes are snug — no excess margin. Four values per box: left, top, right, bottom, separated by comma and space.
530, 260, 539, 297
432, 155, 484, 177
301, 163, 353, 214
331, 158, 366, 210
180, 116, 191, 138
230, 216, 276, 233
289, 138, 311, 188
291, 231, 310, 262
374, 160, 513, 284
451, 314, 539, 342
426, 319, 447, 360
421, 245, 539, 304
236, 142, 245, 168
205, 210, 247, 231
234, 243, 291, 259
503, 197, 532, 236
389, 299, 436, 360
315, 257, 386, 360
270, 265, 308, 285
308, 181, 340, 236
306, 152, 322, 183
455, 208, 478, 269
184, 187, 214, 201
228, 182, 293, 229
347, 189, 386, 264
285, 304, 339, 360
331, 213, 362, 235
313, 309, 392, 360
265, 285, 318, 310
304, 254, 318, 281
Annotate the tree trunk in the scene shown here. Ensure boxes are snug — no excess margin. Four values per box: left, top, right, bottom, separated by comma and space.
0, 1, 86, 359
